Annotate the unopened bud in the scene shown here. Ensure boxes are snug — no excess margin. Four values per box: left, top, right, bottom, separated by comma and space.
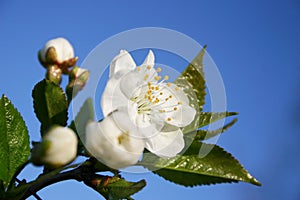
38, 37, 77, 70
32, 126, 78, 168
66, 66, 90, 99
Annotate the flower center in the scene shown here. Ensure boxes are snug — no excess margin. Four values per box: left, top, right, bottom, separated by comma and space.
130, 66, 182, 122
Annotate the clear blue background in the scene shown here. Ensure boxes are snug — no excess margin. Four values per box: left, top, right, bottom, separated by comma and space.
0, 0, 299, 199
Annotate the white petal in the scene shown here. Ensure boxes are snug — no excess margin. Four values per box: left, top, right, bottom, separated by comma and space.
119, 70, 144, 99
144, 128, 184, 158
162, 105, 196, 127
151, 82, 196, 127
142, 50, 155, 68
84, 118, 144, 169
109, 50, 136, 77
119, 68, 157, 99
163, 82, 190, 105
101, 75, 128, 116
111, 106, 164, 140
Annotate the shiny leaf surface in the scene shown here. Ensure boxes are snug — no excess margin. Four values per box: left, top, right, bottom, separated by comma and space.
32, 79, 68, 134
141, 141, 261, 187
0, 95, 30, 189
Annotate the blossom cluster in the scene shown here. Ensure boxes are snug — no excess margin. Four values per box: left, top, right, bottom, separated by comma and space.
33, 38, 196, 169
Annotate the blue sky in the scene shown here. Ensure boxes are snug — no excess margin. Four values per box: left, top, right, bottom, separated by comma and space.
0, 0, 300, 199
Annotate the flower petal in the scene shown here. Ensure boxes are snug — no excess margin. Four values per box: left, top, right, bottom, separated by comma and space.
119, 70, 145, 99
84, 118, 144, 169
119, 68, 158, 99
101, 75, 128, 116
152, 82, 196, 127
162, 105, 196, 127
163, 82, 190, 105
109, 50, 136, 77
142, 50, 155, 68
144, 128, 184, 158
111, 106, 164, 140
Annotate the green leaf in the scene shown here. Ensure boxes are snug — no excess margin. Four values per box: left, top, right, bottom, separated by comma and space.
0, 95, 30, 189
86, 175, 146, 200
69, 98, 94, 155
197, 111, 238, 129
174, 47, 207, 134
191, 118, 238, 141
174, 46, 206, 112
141, 141, 261, 187
32, 79, 68, 134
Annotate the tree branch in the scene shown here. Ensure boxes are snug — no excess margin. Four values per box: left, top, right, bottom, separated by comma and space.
20, 163, 94, 200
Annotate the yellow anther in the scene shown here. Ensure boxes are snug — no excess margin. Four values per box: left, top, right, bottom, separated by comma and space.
151, 86, 155, 90
165, 98, 169, 101
159, 110, 164, 113
144, 74, 149, 80
160, 92, 163, 95
164, 75, 169, 80
147, 65, 151, 70
178, 101, 182, 105
155, 98, 160, 103
175, 87, 180, 91
166, 82, 171, 87
157, 68, 162, 72
174, 107, 178, 111
167, 117, 172, 121
148, 82, 151, 86
147, 90, 152, 94
169, 95, 172, 98
137, 67, 141, 71
155, 76, 162, 81
155, 86, 160, 90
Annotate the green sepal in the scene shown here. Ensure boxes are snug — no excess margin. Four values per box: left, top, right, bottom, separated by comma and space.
31, 140, 51, 166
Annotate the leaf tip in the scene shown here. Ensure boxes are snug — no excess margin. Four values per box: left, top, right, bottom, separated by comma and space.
250, 177, 262, 187
228, 111, 239, 116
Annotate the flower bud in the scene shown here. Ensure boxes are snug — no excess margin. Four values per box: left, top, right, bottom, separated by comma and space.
84, 116, 144, 169
38, 37, 78, 70
32, 126, 78, 168
66, 66, 90, 99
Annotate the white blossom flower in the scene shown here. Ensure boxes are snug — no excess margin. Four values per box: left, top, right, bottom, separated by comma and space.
32, 126, 78, 168
85, 116, 144, 169
101, 50, 196, 158
39, 37, 75, 64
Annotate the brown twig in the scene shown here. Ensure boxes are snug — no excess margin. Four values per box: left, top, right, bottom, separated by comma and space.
20, 163, 94, 200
